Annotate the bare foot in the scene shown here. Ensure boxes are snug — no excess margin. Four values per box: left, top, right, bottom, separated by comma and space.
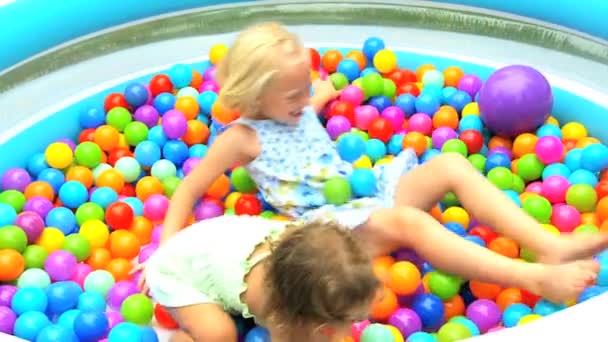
530, 260, 599, 304
537, 233, 608, 264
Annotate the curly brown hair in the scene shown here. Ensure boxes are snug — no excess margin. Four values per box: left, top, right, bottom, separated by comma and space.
262, 220, 380, 339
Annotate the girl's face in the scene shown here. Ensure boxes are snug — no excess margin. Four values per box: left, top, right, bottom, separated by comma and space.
259, 51, 312, 125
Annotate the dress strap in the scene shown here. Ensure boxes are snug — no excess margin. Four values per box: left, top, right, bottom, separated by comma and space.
248, 251, 272, 267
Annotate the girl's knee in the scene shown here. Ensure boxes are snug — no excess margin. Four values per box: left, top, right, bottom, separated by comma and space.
168, 305, 238, 342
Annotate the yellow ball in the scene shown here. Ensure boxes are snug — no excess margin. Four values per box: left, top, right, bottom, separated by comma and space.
36, 227, 65, 253
45, 142, 74, 169
545, 116, 559, 126
209, 44, 229, 65
118, 134, 129, 149
541, 223, 561, 236
353, 155, 373, 169
565, 298, 577, 307
373, 49, 397, 74
386, 325, 405, 342
415, 82, 423, 91
310, 70, 320, 82
442, 206, 470, 228
79, 220, 110, 248
462, 102, 480, 117
225, 192, 242, 209
576, 137, 600, 149
561, 122, 587, 141
375, 156, 394, 167
273, 215, 291, 221
517, 314, 542, 326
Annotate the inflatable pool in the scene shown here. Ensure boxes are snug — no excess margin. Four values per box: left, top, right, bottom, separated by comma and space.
1, 1, 608, 341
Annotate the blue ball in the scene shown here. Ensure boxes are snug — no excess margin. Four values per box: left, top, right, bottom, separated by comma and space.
57, 309, 81, 331
422, 85, 444, 100
450, 316, 480, 336
197, 91, 217, 115
421, 261, 434, 275
533, 299, 566, 316
502, 303, 532, 328
368, 96, 393, 113
442, 86, 458, 104
568, 169, 598, 187
38, 168, 65, 193
79, 106, 106, 129
124, 83, 149, 108
387, 134, 404, 155
581, 143, 608, 173
542, 163, 571, 180
365, 138, 387, 162
12, 287, 48, 315
141, 326, 160, 342
395, 94, 417, 117
168, 64, 193, 88
464, 235, 486, 247
407, 332, 436, 342
337, 133, 366, 162
245, 326, 271, 342
27, 153, 49, 178
0, 203, 17, 227
446, 90, 472, 113
444, 222, 466, 236
503, 190, 522, 206
577, 285, 607, 303
134, 140, 162, 167
420, 148, 441, 163
108, 322, 143, 342
163, 140, 190, 166
362, 37, 385, 60
36, 324, 78, 342
90, 187, 119, 209
74, 311, 109, 342
197, 114, 210, 125
46, 281, 82, 316
536, 124, 562, 139
361, 67, 379, 77
45, 207, 77, 235
412, 293, 445, 328
564, 148, 583, 171
598, 260, 608, 286
458, 115, 483, 132
13, 311, 51, 341
121, 197, 144, 217
189, 144, 208, 158
153, 92, 176, 114
337, 59, 360, 81
485, 152, 511, 172
415, 92, 441, 115
349, 168, 377, 197
58, 181, 88, 209
77, 291, 107, 313
147, 126, 169, 147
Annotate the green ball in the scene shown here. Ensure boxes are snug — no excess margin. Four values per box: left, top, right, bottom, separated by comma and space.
517, 154, 544, 181
360, 323, 395, 342
23, 245, 48, 269
114, 157, 142, 183
574, 224, 600, 234
74, 142, 102, 168
428, 271, 461, 300
106, 107, 132, 132
442, 192, 460, 207
84, 270, 115, 297
467, 154, 486, 173
352, 129, 369, 142
62, 234, 92, 262
519, 247, 536, 262
441, 139, 468, 157
487, 167, 513, 190
323, 177, 352, 205
151, 160, 177, 181
362, 73, 384, 97
437, 322, 472, 342
17, 268, 51, 289
329, 72, 349, 90
0, 225, 28, 253
512, 174, 525, 193
162, 176, 182, 198
230, 167, 258, 193
566, 184, 598, 213
124, 121, 149, 146
224, 208, 235, 215
121, 294, 154, 325
260, 211, 275, 219
382, 78, 397, 99
522, 196, 552, 223
0, 190, 26, 212
75, 202, 105, 226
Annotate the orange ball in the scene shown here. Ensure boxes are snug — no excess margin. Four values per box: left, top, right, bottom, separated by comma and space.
416, 64, 436, 82
24, 181, 55, 200
94, 125, 120, 151
388, 261, 421, 295
488, 136, 513, 150
430, 205, 442, 221
563, 139, 577, 152
576, 137, 600, 149
581, 212, 600, 226
182, 120, 209, 146
488, 237, 519, 258
0, 249, 25, 281
206, 174, 231, 199
129, 216, 154, 245
321, 50, 343, 73
108, 230, 141, 260
174, 97, 199, 120
96, 169, 125, 193
87, 247, 112, 270
511, 159, 519, 174
496, 288, 522, 311
432, 106, 459, 129
402, 132, 428, 156
443, 66, 464, 88
373, 256, 396, 284
597, 197, 608, 223
370, 286, 399, 321
346, 50, 367, 70
601, 169, 608, 182
190, 70, 203, 89
469, 280, 502, 300
422, 273, 431, 293
443, 295, 465, 320
600, 220, 608, 233
135, 176, 164, 201
66, 165, 94, 189
211, 101, 239, 125
105, 257, 133, 282
512, 133, 539, 159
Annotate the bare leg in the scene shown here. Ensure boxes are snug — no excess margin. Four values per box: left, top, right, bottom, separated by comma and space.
394, 152, 608, 263
166, 304, 238, 342
355, 207, 598, 303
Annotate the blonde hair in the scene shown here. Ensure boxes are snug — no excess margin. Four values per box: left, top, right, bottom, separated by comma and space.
216, 22, 305, 117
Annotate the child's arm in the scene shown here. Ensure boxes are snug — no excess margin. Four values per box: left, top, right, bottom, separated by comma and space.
160, 124, 259, 244
310, 78, 341, 114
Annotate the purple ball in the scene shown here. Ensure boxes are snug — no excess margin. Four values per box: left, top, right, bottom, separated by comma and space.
202, 66, 217, 81
398, 284, 425, 307
45, 250, 78, 281
432, 127, 458, 149
478, 65, 553, 138
393, 248, 423, 268
326, 116, 352, 140
57, 138, 77, 151
388, 308, 422, 338
194, 201, 223, 221
107, 281, 139, 310
138, 243, 158, 264
106, 311, 124, 330
182, 157, 201, 176
151, 225, 162, 244
162, 110, 188, 139
458, 74, 483, 98
0, 286, 17, 307
23, 196, 54, 219
14, 211, 45, 243
465, 299, 502, 333
1, 168, 32, 192
199, 80, 219, 93
0, 306, 16, 334
134, 105, 161, 128
487, 146, 513, 160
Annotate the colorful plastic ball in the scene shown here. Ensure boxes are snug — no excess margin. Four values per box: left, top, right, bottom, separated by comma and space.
0, 306, 16, 334
90, 187, 119, 210
245, 326, 271, 342
517, 154, 545, 181
441, 139, 468, 157
45, 142, 74, 169
17, 267, 50, 289
120, 294, 153, 325
167, 64, 193, 89
340, 85, 365, 107
79, 106, 106, 129
73, 311, 109, 342
349, 168, 377, 197
541, 175, 570, 204
437, 322, 471, 342
421, 69, 444, 88
542, 163, 571, 179
412, 293, 444, 328
44, 207, 76, 235
337, 59, 361, 81
107, 281, 139, 311
46, 281, 82, 315
580, 144, 608, 173
550, 204, 581, 232
430, 127, 457, 150
535, 136, 564, 164
234, 194, 263, 216
124, 83, 149, 108
458, 115, 483, 132
388, 308, 421, 339
361, 323, 395, 342
141, 326, 160, 342
22, 245, 48, 269
465, 299, 501, 333
407, 332, 436, 342
536, 123, 562, 138
561, 122, 588, 141
2, 168, 31, 192
395, 94, 417, 116
108, 322, 142, 342
36, 324, 78, 342
0, 224, 27, 252
444, 222, 466, 236
522, 195, 552, 223
194, 201, 223, 221
577, 285, 606, 303
84, 270, 115, 297
414, 93, 441, 115
326, 115, 352, 140
446, 91, 472, 113
567, 169, 599, 189
44, 250, 78, 281
57, 181, 88, 209
409, 113, 433, 136
106, 107, 132, 132
502, 303, 532, 328
134, 105, 160, 128
329, 72, 349, 90
337, 133, 366, 162
428, 271, 461, 300
564, 148, 583, 171
566, 183, 597, 212
365, 139, 387, 162
459, 130, 484, 154
12, 287, 48, 315
457, 74, 482, 98
13, 311, 51, 341
143, 194, 169, 221
373, 49, 397, 74
533, 298, 565, 316
77, 291, 107, 313
105, 201, 134, 229
0, 285, 17, 308
362, 37, 385, 59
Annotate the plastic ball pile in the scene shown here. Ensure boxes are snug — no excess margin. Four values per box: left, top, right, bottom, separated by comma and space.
1, 36, 608, 342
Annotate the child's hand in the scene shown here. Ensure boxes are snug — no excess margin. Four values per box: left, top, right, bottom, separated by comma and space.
130, 262, 150, 295
312, 78, 341, 101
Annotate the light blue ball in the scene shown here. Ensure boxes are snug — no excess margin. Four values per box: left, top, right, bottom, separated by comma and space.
176, 86, 199, 99
581, 143, 608, 173
58, 181, 88, 209
147, 126, 169, 147
134, 140, 162, 167
464, 235, 486, 247
421, 148, 441, 163
90, 187, 119, 209
533, 299, 566, 316
38, 168, 65, 193
121, 197, 144, 217
422, 70, 445, 88
57, 309, 81, 331
245, 326, 271, 342
446, 90, 472, 113
542, 163, 571, 180
337, 133, 366, 163
168, 64, 193, 88
13, 311, 51, 341
597, 260, 608, 286
415, 92, 441, 115
387, 134, 404, 155
36, 324, 78, 342
349, 169, 377, 197
395, 94, 417, 116
189, 144, 208, 158
360, 323, 394, 342
459, 115, 483, 132
45, 207, 77, 235
337, 59, 360, 81
152, 93, 176, 114
422, 85, 444, 100
442, 86, 458, 104
0, 203, 17, 226
27, 153, 49, 178
503, 189, 522, 206
141, 326, 160, 342
17, 268, 51, 289
362, 37, 385, 60
77, 291, 107, 313
568, 169, 598, 187
12, 287, 48, 315
365, 138, 387, 162
197, 91, 217, 115
564, 148, 583, 171
361, 67, 380, 77
444, 222, 466, 236
577, 286, 607, 303
407, 331, 437, 342
536, 123, 563, 138
502, 303, 532, 328
450, 316, 480, 336
46, 281, 82, 316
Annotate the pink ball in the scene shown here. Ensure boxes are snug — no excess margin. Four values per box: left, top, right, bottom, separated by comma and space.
70, 263, 93, 288
551, 204, 582, 233
354, 105, 379, 130
202, 66, 216, 81
138, 243, 158, 264
151, 225, 162, 244
535, 136, 564, 164
381, 106, 405, 131
14, 211, 45, 243
340, 85, 365, 107
351, 320, 370, 341
541, 176, 570, 203
525, 181, 543, 194
199, 80, 219, 93
143, 194, 169, 221
182, 157, 201, 176
326, 116, 352, 140
318, 69, 328, 80
408, 113, 433, 135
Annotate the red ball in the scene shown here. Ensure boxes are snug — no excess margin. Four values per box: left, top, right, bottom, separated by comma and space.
121, 184, 136, 197
108, 149, 135, 166
596, 180, 608, 200
397, 82, 420, 97
105, 202, 135, 229
368, 117, 394, 143
235, 194, 262, 216
520, 289, 541, 308
459, 130, 484, 154
104, 93, 129, 112
468, 225, 498, 245
155, 303, 179, 329
385, 69, 417, 86
149, 74, 174, 97
329, 101, 355, 125
79, 128, 96, 143
309, 48, 321, 70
